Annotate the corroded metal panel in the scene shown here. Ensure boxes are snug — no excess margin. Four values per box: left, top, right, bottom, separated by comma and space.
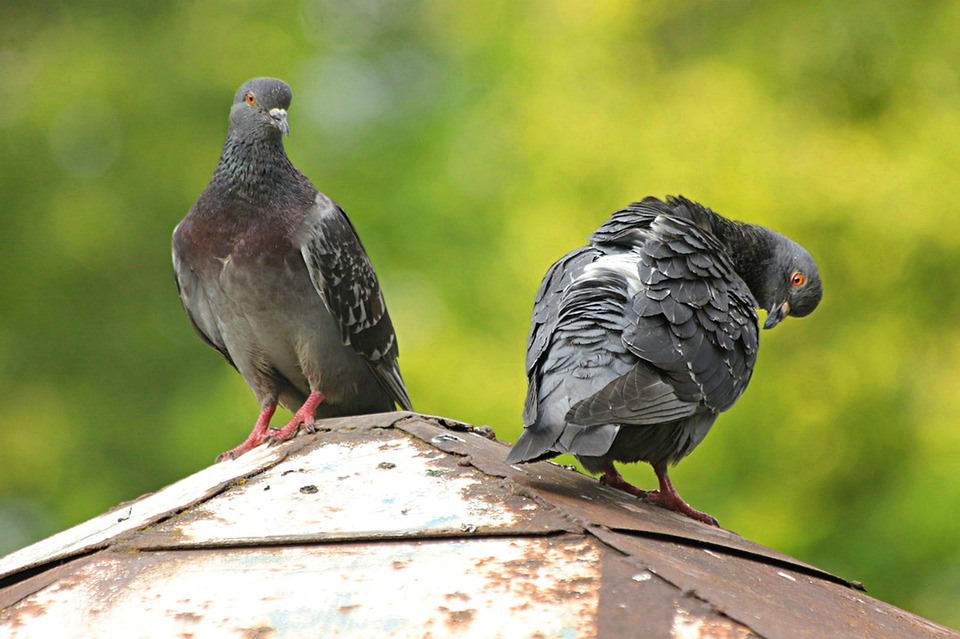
1, 412, 957, 639
0, 442, 285, 581
132, 428, 574, 549
594, 547, 758, 638
401, 416, 846, 584
592, 527, 958, 639
2, 536, 604, 639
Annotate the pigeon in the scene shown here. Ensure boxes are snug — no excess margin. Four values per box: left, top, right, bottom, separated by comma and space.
172, 77, 412, 461
507, 196, 822, 526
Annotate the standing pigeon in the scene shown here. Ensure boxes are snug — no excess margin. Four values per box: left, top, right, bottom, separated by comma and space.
507, 196, 822, 526
173, 77, 412, 461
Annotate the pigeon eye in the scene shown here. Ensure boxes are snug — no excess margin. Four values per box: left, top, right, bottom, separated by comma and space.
244, 92, 257, 106
791, 271, 806, 287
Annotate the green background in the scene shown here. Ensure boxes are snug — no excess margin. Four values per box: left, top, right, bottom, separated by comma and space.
2, 0, 959, 629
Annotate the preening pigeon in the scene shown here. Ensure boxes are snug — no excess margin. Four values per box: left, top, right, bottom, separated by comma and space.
507, 196, 822, 526
173, 77, 412, 461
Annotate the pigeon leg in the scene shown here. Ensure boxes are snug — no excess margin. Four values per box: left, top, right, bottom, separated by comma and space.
598, 463, 650, 499
267, 391, 326, 445
643, 463, 720, 527
217, 402, 278, 462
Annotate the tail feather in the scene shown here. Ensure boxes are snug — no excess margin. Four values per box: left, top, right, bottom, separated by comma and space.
374, 362, 413, 411
506, 424, 561, 464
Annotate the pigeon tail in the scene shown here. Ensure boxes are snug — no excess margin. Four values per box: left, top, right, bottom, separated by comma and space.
505, 426, 561, 465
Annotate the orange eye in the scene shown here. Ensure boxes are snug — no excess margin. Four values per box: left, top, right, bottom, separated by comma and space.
245, 92, 257, 106
791, 271, 806, 287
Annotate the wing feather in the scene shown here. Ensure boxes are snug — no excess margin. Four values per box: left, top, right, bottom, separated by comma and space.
298, 194, 412, 410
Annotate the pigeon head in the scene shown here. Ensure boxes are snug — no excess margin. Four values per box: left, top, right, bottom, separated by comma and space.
757, 234, 822, 329
228, 77, 293, 140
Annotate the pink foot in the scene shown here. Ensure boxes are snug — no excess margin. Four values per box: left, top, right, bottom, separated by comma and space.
266, 391, 326, 446
599, 464, 651, 499
645, 464, 719, 527
217, 403, 278, 462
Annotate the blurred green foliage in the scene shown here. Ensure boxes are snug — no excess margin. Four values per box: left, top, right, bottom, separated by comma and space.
1, 0, 959, 628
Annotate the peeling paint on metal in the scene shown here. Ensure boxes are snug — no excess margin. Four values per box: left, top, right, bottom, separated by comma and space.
1, 413, 956, 639
147, 434, 540, 544
1, 537, 602, 639
672, 608, 757, 639
0, 443, 283, 580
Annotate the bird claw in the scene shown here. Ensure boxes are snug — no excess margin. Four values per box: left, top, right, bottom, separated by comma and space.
599, 469, 650, 499
264, 421, 304, 447
642, 490, 720, 527
216, 393, 324, 458
215, 442, 258, 462
264, 430, 287, 448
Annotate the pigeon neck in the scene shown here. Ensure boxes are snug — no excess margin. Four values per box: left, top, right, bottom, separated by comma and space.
711, 218, 779, 308
209, 133, 310, 206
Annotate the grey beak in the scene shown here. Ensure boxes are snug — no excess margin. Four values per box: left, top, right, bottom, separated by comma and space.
764, 300, 791, 330
269, 108, 290, 136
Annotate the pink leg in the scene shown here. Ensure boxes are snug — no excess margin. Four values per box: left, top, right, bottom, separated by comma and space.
216, 403, 278, 462
599, 463, 650, 499
644, 463, 720, 527
266, 391, 326, 445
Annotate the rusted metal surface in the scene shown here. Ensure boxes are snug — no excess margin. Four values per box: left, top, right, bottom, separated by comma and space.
591, 526, 957, 639
2, 537, 604, 638
0, 440, 286, 582
594, 543, 758, 638
129, 427, 575, 550
399, 416, 851, 585
1, 412, 957, 639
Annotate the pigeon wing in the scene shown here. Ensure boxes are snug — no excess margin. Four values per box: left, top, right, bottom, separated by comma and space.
567, 208, 759, 427
172, 223, 237, 371
626, 213, 759, 413
299, 194, 412, 411
522, 246, 597, 427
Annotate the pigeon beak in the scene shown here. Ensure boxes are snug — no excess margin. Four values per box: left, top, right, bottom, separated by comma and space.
269, 108, 290, 136
764, 300, 791, 330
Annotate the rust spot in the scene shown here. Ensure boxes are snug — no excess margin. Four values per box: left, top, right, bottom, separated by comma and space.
338, 604, 360, 615
174, 611, 202, 623
438, 605, 475, 628
240, 626, 274, 639
444, 591, 471, 602
671, 609, 756, 638
392, 559, 410, 570
2, 597, 47, 628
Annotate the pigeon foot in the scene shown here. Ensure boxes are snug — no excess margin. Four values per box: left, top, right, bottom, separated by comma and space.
647, 463, 720, 527
599, 465, 650, 499
217, 403, 278, 462
266, 391, 326, 446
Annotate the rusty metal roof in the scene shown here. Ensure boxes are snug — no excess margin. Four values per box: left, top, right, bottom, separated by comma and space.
0, 412, 956, 638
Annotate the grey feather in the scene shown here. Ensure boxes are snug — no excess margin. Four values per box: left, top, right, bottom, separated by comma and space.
172, 77, 412, 440
298, 193, 412, 410
507, 195, 823, 506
